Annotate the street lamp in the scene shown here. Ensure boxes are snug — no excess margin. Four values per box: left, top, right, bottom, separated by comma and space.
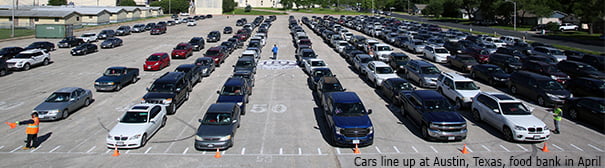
11, 0, 15, 38
506, 0, 517, 31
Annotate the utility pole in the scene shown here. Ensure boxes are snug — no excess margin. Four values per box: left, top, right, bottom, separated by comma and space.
11, 0, 15, 38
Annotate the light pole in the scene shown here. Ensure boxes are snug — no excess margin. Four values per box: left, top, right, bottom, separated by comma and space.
506, 0, 517, 31
11, 0, 15, 38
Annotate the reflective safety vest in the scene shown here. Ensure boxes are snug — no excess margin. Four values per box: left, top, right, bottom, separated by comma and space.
25, 117, 39, 134
553, 108, 562, 121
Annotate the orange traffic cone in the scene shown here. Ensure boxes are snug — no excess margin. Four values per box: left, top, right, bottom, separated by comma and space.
541, 142, 550, 152
112, 145, 120, 156
353, 144, 361, 154
214, 148, 221, 158
461, 144, 470, 154
5, 122, 16, 129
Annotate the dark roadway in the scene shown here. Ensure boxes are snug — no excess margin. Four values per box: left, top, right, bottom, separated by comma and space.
391, 13, 605, 53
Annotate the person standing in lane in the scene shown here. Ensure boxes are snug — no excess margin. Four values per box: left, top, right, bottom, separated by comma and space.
15, 112, 40, 149
272, 44, 278, 59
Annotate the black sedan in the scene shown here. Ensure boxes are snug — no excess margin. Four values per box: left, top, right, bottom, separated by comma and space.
100, 37, 123, 49
71, 43, 98, 56
563, 97, 604, 132
24, 41, 55, 52
380, 78, 415, 105
470, 64, 510, 86
223, 26, 233, 34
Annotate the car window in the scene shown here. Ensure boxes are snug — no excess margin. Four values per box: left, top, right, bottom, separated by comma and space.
150, 106, 161, 118
45, 92, 70, 102
220, 85, 243, 95
455, 81, 478, 90
499, 103, 530, 115
147, 55, 161, 61
121, 112, 149, 123
376, 67, 394, 74
420, 66, 440, 74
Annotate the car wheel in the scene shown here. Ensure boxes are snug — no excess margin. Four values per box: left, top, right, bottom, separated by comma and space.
510, 86, 517, 94
537, 96, 546, 106
455, 99, 463, 109
472, 109, 481, 122
84, 98, 91, 107
140, 134, 147, 147
161, 116, 167, 127
62, 109, 69, 119
22, 63, 30, 71
569, 109, 577, 120
115, 84, 122, 91
42, 59, 49, 65
0, 69, 7, 76
503, 127, 514, 142
421, 124, 430, 140
170, 104, 176, 115
241, 107, 246, 115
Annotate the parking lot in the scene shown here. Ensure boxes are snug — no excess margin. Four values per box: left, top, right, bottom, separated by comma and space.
0, 14, 603, 167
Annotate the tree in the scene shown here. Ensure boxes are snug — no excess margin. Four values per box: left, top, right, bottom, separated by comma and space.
422, 0, 444, 17
495, 1, 514, 25
441, 0, 461, 18
118, 0, 137, 6
460, 0, 479, 20
48, 0, 67, 6
223, 0, 235, 13
150, 0, 190, 14
572, 0, 604, 34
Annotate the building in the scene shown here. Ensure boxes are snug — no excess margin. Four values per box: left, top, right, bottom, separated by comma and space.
0, 0, 116, 6
106, 8, 128, 23
236, 0, 282, 8
0, 9, 80, 28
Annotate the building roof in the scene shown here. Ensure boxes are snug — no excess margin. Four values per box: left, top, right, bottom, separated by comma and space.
0, 9, 77, 17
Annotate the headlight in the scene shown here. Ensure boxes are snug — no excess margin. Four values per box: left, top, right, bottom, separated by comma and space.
195, 135, 203, 141
94, 82, 100, 85
163, 98, 173, 104
202, 69, 208, 73
334, 126, 344, 135
546, 93, 558, 99
107, 82, 115, 85
429, 123, 440, 129
218, 135, 232, 141
47, 109, 60, 115
237, 102, 244, 106
368, 126, 374, 134
514, 125, 526, 131
131, 134, 142, 140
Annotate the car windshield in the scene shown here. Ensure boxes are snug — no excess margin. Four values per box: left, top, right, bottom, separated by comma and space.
232, 74, 251, 79
175, 45, 188, 50
175, 68, 191, 73
201, 113, 232, 125
393, 81, 414, 90
539, 80, 564, 90
120, 112, 148, 123
299, 40, 311, 45
323, 83, 344, 92
424, 99, 452, 112
544, 65, 562, 73
104, 69, 124, 76
421, 66, 440, 74
479, 50, 490, 55
82, 34, 95, 37
483, 44, 497, 49
13, 53, 37, 58
376, 46, 391, 51
196, 59, 212, 66
359, 57, 372, 63
311, 61, 326, 66
376, 67, 394, 74
220, 86, 243, 95
189, 39, 200, 43
236, 61, 254, 67
302, 51, 316, 58
435, 48, 449, 53
578, 65, 598, 72
334, 102, 367, 117
455, 81, 479, 90
205, 50, 219, 56
500, 103, 531, 115
393, 56, 410, 62
45, 92, 70, 102
551, 50, 564, 55
313, 70, 333, 77
486, 67, 506, 74
414, 42, 424, 45
149, 83, 176, 92
147, 55, 161, 61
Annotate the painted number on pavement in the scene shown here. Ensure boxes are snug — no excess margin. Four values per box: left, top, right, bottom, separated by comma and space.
250, 104, 287, 113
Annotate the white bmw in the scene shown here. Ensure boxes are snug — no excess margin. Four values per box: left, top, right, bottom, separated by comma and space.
106, 104, 167, 149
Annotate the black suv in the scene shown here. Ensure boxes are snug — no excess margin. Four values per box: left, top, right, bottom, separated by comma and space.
24, 41, 55, 52
0, 47, 24, 60
142, 72, 191, 114
508, 71, 571, 107
188, 37, 205, 51
495, 47, 528, 60
175, 64, 202, 87
207, 31, 221, 42
556, 60, 605, 79
488, 53, 523, 73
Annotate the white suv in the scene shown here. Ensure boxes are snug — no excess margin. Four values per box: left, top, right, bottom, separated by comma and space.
372, 43, 394, 62
6, 49, 50, 71
423, 45, 450, 63
471, 92, 550, 142
437, 72, 481, 108
366, 61, 398, 87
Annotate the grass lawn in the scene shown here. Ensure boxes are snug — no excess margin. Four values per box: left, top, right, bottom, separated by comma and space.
0, 29, 35, 39
225, 8, 287, 15
546, 31, 602, 41
489, 25, 531, 31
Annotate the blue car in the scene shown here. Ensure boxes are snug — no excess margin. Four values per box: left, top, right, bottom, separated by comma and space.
322, 92, 374, 146
216, 78, 250, 115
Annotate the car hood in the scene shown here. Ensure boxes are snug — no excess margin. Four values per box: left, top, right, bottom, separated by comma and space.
217, 95, 244, 103
376, 73, 399, 79
34, 102, 68, 111
96, 75, 121, 82
109, 123, 147, 136
101, 41, 114, 45
333, 115, 372, 128
545, 90, 571, 97
143, 92, 176, 99
58, 40, 70, 43
422, 111, 465, 123
492, 73, 510, 79
458, 90, 481, 99
145, 61, 160, 65
504, 115, 546, 128
172, 49, 188, 53
196, 124, 233, 137
72, 47, 85, 50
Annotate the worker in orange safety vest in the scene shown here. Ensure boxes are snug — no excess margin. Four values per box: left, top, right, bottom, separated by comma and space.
15, 112, 40, 149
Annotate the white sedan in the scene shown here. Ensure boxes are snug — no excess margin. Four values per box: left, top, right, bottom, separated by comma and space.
187, 20, 197, 26
303, 58, 328, 74
106, 104, 167, 149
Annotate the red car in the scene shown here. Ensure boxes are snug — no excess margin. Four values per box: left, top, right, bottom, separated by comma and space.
144, 53, 170, 71
463, 47, 491, 63
171, 43, 193, 59
203, 47, 226, 66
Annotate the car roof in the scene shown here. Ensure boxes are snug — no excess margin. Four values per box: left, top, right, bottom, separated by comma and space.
237, 57, 255, 61
480, 92, 520, 103
233, 70, 253, 75
224, 77, 246, 86
441, 72, 473, 81
55, 87, 81, 93
328, 92, 361, 103
207, 103, 237, 113
370, 61, 389, 67
412, 90, 445, 100
155, 72, 185, 83
176, 64, 195, 69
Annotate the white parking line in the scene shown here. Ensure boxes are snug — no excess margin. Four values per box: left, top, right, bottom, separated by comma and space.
241, 147, 246, 155
144, 147, 152, 154
375, 146, 382, 154
182, 147, 189, 155
570, 144, 584, 151
393, 146, 400, 153
336, 148, 341, 154
551, 144, 564, 151
465, 146, 473, 153
481, 145, 491, 152
49, 146, 61, 153
125, 150, 130, 154
298, 148, 302, 155
429, 146, 438, 153
279, 148, 283, 155
411, 146, 418, 153
202, 151, 206, 155
260, 148, 263, 154
30, 146, 40, 153
317, 148, 322, 155
587, 144, 603, 152
10, 146, 22, 153
105, 149, 111, 154
516, 144, 528, 151
86, 146, 96, 153
499, 145, 510, 152
0, 146, 4, 150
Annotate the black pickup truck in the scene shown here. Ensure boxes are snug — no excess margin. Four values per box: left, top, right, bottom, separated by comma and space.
94, 67, 139, 91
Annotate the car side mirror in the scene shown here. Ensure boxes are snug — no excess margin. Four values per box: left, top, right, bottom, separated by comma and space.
117, 118, 120, 121
232, 120, 238, 123
342, 88, 347, 91
493, 109, 500, 113
150, 119, 156, 123
198, 119, 203, 123
216, 90, 220, 94
368, 109, 373, 114
70, 98, 76, 101
175, 88, 181, 92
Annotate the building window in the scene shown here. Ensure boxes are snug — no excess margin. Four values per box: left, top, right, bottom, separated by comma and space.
89, 16, 93, 19
55, 18, 59, 22
34, 17, 39, 21
9, 17, 12, 21
76, 17, 80, 21
110, 14, 113, 16
261, 1, 263, 6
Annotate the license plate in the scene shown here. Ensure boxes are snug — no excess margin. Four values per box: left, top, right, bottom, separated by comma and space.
533, 135, 540, 139
352, 140, 360, 144
117, 142, 124, 145
207, 144, 214, 148
448, 137, 455, 140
